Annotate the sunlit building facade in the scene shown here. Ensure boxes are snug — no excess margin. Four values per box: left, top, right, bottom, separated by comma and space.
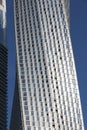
0, 0, 7, 129
10, 0, 84, 130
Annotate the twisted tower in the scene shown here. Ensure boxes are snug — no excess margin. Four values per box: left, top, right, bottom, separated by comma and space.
10, 0, 84, 130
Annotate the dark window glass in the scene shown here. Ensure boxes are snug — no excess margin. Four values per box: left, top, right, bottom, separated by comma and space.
0, 0, 2, 5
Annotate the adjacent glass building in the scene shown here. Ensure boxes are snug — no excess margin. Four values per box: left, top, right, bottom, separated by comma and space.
10, 0, 84, 129
0, 0, 7, 129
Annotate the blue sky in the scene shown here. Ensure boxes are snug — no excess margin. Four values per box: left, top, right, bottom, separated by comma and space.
7, 0, 87, 129
70, 0, 87, 129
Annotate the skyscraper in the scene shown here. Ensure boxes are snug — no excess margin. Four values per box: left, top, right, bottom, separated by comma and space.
0, 0, 7, 129
10, 0, 84, 130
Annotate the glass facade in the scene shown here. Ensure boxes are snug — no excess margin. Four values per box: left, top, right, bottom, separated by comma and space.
0, 44, 7, 130
10, 0, 84, 130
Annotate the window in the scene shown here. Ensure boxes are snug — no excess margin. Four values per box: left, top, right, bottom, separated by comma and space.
0, 0, 2, 5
